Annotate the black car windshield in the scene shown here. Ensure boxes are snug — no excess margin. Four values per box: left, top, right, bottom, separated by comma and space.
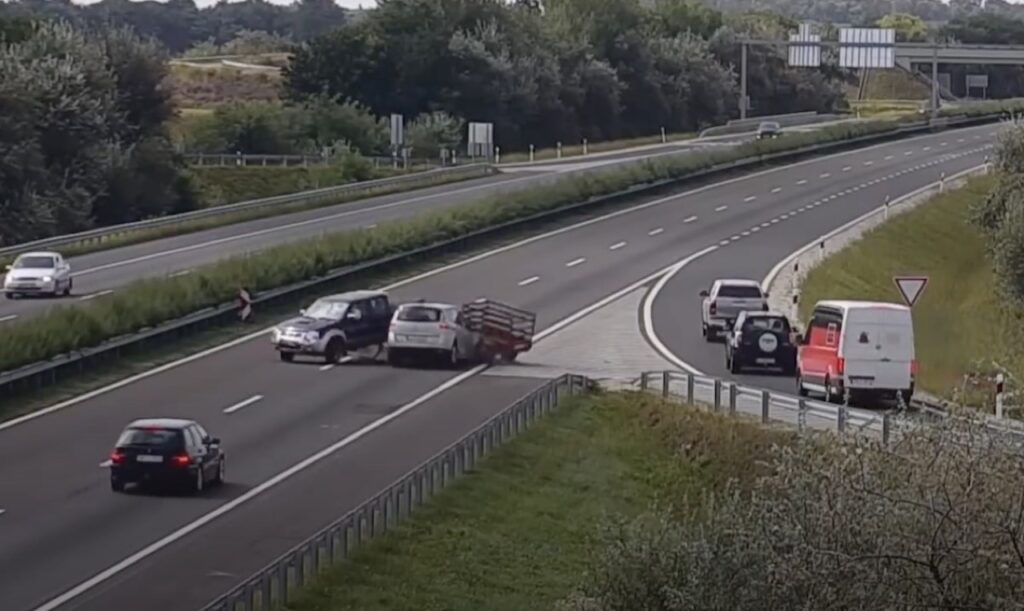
304, 299, 349, 320
397, 306, 443, 322
719, 285, 763, 298
117, 427, 183, 449
744, 317, 790, 333
13, 256, 55, 269
761, 122, 779, 130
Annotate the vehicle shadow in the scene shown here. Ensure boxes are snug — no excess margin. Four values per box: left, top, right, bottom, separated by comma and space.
120, 480, 252, 499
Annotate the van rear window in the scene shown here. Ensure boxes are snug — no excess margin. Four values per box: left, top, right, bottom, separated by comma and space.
719, 285, 763, 298
397, 306, 442, 322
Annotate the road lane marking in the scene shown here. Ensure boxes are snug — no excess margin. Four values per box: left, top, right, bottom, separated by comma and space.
714, 205, 728, 212
223, 395, 263, 414
760, 221, 771, 227
609, 241, 627, 250
884, 155, 893, 160
923, 146, 931, 151
647, 227, 664, 236
743, 195, 756, 202
5, 124, 992, 435
718, 239, 729, 245
741, 231, 750, 236
318, 356, 355, 372
905, 151, 912, 155
750, 226, 760, 232
820, 173, 830, 178
366, 224, 378, 229
771, 187, 781, 193
518, 276, 539, 286
842, 166, 851, 172
797, 179, 807, 185
0, 509, 5, 517
566, 257, 586, 267
168, 269, 192, 278
0, 314, 17, 323
863, 160, 873, 166
79, 290, 113, 301
683, 216, 698, 223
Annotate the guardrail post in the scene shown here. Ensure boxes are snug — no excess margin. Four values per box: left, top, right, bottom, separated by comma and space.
939, 170, 946, 193
661, 127, 666, 143
884, 194, 890, 220
640, 372, 649, 391
837, 405, 847, 434
582, 138, 588, 155
277, 561, 288, 606
262, 569, 273, 608
529, 144, 535, 162
728, 383, 738, 414
713, 379, 722, 411
882, 413, 891, 444
495, 146, 501, 164
797, 399, 807, 431
556, 141, 562, 158
662, 371, 670, 397
761, 390, 770, 423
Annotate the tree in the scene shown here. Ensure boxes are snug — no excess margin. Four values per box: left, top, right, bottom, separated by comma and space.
876, 13, 930, 42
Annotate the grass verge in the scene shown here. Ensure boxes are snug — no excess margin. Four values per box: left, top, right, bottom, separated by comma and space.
285, 391, 790, 611
798, 174, 1024, 406
0, 112, 1012, 381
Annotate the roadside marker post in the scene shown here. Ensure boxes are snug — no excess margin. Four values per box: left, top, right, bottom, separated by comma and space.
996, 373, 1005, 419
238, 287, 253, 322
893, 276, 928, 307
884, 194, 890, 220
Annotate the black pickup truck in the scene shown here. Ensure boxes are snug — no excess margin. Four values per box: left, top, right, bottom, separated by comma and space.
271, 290, 396, 363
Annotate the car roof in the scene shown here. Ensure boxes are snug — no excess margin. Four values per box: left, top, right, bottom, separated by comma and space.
740, 310, 788, 319
816, 299, 910, 313
125, 418, 195, 430
16, 251, 59, 259
715, 278, 762, 287
317, 290, 387, 302
398, 301, 456, 310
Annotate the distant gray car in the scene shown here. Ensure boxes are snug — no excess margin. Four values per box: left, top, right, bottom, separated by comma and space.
387, 302, 481, 367
3, 251, 73, 298
756, 121, 781, 139
700, 279, 769, 341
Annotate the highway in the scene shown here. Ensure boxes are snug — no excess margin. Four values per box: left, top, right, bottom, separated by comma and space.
0, 133, 756, 326
0, 122, 996, 611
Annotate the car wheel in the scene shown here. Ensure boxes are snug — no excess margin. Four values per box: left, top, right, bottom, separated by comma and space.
279, 352, 294, 362
193, 467, 205, 494
3, 293, 12, 300
214, 457, 225, 485
325, 339, 346, 364
63, 279, 72, 297
110, 477, 125, 492
447, 342, 459, 369
729, 354, 741, 374
824, 376, 841, 404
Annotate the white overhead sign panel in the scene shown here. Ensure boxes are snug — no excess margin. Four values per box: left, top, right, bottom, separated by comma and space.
788, 23, 821, 67
839, 27, 895, 69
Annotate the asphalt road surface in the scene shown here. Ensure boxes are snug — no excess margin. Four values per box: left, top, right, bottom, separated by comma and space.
0, 122, 996, 611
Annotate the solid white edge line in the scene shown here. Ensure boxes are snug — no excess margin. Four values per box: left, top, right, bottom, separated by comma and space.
643, 163, 990, 378
0, 314, 17, 323
744, 196, 756, 202
78, 290, 113, 301
223, 395, 263, 415
1, 123, 991, 435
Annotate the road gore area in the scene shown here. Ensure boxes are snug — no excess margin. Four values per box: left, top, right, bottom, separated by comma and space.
285, 391, 788, 611
799, 174, 1024, 402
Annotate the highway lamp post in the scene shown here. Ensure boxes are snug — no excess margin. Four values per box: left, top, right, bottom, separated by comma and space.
740, 42, 748, 121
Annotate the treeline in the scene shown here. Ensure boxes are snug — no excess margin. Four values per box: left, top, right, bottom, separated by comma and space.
709, 0, 1024, 25
0, 18, 197, 247
0, 0, 352, 53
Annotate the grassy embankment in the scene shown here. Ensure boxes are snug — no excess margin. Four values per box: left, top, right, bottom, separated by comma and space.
286, 391, 789, 611
798, 174, 1024, 408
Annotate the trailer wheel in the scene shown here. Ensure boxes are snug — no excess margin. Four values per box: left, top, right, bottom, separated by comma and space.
503, 350, 518, 362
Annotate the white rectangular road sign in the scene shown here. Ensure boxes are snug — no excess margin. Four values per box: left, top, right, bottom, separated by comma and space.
390, 113, 404, 147
839, 28, 895, 69
788, 23, 821, 67
893, 276, 928, 307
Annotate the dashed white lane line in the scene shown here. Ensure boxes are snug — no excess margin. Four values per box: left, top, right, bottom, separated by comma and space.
797, 179, 807, 185
770, 218, 780, 224
319, 357, 355, 372
741, 230, 751, 236
0, 314, 17, 323
714, 205, 728, 212
863, 160, 873, 166
79, 290, 113, 301
224, 394, 263, 415
0, 509, 5, 517
751, 226, 761, 232
923, 146, 931, 151
842, 166, 851, 172
771, 187, 781, 193
718, 239, 730, 245
905, 151, 912, 155
609, 241, 627, 250
760, 221, 771, 227
566, 257, 586, 267
820, 173, 830, 178
941, 142, 947, 146
884, 155, 893, 160
518, 276, 540, 286
729, 235, 741, 241
683, 215, 698, 223
648, 227, 664, 236
168, 269, 192, 278
744, 195, 757, 202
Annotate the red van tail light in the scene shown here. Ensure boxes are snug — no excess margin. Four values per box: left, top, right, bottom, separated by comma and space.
709, 301, 717, 315
170, 453, 190, 467
836, 357, 845, 375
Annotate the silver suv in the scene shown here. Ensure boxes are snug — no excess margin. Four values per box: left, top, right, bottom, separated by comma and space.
699, 279, 769, 341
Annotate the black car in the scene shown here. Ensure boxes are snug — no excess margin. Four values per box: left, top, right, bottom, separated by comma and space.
724, 311, 797, 375
109, 418, 225, 494
756, 121, 781, 140
271, 290, 395, 363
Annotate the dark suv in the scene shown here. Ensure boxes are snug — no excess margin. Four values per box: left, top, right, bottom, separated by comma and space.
724, 311, 797, 375
109, 418, 225, 494
271, 290, 395, 363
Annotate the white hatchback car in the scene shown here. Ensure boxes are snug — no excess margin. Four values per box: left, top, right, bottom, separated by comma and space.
3, 251, 73, 298
387, 302, 480, 367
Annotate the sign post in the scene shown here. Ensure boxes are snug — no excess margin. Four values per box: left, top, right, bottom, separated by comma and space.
893, 276, 928, 307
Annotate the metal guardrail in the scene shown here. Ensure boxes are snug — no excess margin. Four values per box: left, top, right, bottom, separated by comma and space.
183, 153, 447, 169
198, 373, 592, 611
698, 111, 841, 137
0, 164, 495, 259
0, 111, 1007, 400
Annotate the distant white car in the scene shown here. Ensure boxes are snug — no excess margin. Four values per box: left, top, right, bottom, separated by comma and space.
3, 251, 73, 298
699, 278, 768, 341
387, 302, 481, 367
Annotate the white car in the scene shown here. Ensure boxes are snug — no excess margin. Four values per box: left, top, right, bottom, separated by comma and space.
387, 301, 480, 367
3, 251, 73, 298
700, 278, 768, 341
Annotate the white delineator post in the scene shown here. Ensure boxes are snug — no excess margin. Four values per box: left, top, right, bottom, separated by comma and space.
996, 373, 1005, 418
661, 127, 666, 143
529, 144, 535, 162
884, 194, 891, 220
939, 171, 946, 193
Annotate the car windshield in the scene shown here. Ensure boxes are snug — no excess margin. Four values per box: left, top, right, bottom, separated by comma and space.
116, 427, 183, 449
304, 299, 349, 320
744, 317, 790, 333
761, 122, 779, 130
397, 306, 443, 322
719, 285, 763, 298
13, 256, 55, 269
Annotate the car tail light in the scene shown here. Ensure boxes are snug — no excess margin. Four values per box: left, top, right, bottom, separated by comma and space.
836, 358, 845, 375
110, 450, 125, 465
709, 301, 717, 315
170, 453, 190, 467
910, 359, 918, 379
438, 323, 451, 330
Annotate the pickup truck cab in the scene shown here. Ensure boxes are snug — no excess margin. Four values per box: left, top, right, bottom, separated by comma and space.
271, 290, 394, 363
700, 279, 769, 341
795, 300, 916, 406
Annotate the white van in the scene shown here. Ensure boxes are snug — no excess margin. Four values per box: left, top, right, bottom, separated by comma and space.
795, 300, 916, 405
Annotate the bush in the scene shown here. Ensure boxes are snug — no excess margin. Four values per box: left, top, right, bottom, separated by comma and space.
561, 411, 1024, 610
0, 111, 1010, 375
